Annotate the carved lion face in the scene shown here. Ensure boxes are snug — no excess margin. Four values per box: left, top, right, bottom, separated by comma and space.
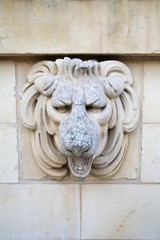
20, 58, 139, 179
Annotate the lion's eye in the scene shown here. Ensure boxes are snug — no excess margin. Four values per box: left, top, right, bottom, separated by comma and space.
86, 105, 106, 113
55, 105, 71, 113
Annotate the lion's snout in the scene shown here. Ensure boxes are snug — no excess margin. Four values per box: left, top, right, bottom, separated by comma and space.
60, 107, 99, 158
62, 126, 92, 157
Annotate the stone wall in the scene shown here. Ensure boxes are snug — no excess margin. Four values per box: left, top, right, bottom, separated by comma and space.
0, 1, 160, 239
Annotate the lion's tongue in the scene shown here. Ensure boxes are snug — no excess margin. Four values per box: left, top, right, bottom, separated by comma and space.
68, 157, 92, 178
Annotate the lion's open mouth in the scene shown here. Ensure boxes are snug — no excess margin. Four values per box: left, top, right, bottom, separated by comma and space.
68, 157, 93, 178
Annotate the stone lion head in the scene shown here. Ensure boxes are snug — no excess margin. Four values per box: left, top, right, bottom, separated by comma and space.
20, 57, 139, 179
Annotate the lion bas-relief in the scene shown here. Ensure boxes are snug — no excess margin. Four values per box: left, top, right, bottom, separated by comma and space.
19, 57, 139, 180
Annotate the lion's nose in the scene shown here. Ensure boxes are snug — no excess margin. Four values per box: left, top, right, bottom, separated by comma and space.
60, 104, 94, 157
67, 143, 90, 157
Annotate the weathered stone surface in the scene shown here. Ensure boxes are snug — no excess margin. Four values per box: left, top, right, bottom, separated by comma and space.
17, 61, 141, 181
19, 58, 139, 179
19, 124, 47, 180
16, 62, 58, 180
143, 61, 160, 122
111, 62, 142, 180
111, 126, 140, 180
82, 184, 160, 239
0, 124, 18, 183
1, 0, 160, 239
141, 124, 160, 183
0, 184, 80, 240
16, 62, 46, 179
0, 0, 160, 55
0, 61, 16, 123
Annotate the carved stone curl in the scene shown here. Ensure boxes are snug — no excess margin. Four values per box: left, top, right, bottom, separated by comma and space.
19, 58, 139, 179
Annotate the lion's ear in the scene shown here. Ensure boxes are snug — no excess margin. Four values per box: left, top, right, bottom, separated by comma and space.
27, 61, 57, 83
19, 61, 59, 129
27, 61, 62, 97
100, 60, 139, 132
100, 61, 133, 98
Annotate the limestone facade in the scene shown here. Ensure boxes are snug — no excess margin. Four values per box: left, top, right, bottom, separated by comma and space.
0, 1, 160, 239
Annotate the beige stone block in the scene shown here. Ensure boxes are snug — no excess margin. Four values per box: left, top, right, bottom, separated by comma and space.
0, 61, 16, 123
17, 61, 142, 181
0, 0, 160, 54
141, 124, 160, 183
0, 124, 18, 182
0, 184, 80, 240
82, 184, 160, 240
143, 62, 160, 122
